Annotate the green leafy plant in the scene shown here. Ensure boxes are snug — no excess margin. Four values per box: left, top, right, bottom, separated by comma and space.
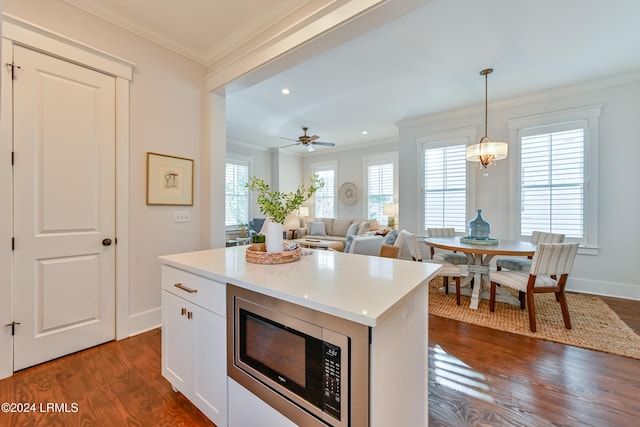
246, 175, 324, 225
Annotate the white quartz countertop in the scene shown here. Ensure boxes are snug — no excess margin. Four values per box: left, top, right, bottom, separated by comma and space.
159, 246, 439, 327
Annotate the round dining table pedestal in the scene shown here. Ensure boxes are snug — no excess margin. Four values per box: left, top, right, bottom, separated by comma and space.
426, 237, 536, 310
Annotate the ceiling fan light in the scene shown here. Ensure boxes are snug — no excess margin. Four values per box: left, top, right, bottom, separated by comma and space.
306, 144, 315, 152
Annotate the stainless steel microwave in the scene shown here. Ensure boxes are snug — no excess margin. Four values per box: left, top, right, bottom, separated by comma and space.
227, 285, 370, 427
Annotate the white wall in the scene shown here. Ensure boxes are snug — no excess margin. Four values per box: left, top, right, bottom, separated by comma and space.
2, 0, 207, 334
277, 151, 303, 194
398, 77, 640, 300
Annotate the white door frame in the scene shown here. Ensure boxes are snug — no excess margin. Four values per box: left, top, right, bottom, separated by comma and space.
0, 14, 134, 379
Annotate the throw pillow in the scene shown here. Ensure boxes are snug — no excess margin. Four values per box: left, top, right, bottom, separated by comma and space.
309, 221, 327, 236
356, 221, 371, 235
346, 222, 360, 237
323, 218, 334, 236
332, 219, 352, 237
344, 234, 356, 253
383, 229, 398, 245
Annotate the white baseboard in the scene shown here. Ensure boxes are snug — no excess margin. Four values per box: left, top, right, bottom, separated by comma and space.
127, 307, 161, 337
567, 277, 640, 301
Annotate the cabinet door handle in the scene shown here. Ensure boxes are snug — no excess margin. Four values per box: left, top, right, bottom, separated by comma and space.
187, 311, 193, 320
181, 308, 187, 316
174, 283, 198, 294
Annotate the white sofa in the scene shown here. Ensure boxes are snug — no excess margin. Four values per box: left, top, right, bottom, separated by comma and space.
295, 218, 380, 244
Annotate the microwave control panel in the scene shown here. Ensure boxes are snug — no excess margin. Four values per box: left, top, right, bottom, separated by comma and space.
322, 342, 342, 419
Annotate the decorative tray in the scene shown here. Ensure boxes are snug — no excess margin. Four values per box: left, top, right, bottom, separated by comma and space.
460, 236, 500, 246
245, 245, 302, 264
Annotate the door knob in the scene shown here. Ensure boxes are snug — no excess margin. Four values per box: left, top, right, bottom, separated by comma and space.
102, 238, 113, 246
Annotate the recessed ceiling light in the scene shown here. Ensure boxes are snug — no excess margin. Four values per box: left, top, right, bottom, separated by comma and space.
281, 88, 290, 95
361, 130, 368, 135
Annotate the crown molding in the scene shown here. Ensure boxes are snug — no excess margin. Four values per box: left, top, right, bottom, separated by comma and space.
397, 71, 640, 129
63, 0, 353, 68
64, 0, 207, 64
227, 139, 271, 153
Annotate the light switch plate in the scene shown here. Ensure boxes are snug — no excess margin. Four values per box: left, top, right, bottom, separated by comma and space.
174, 211, 190, 223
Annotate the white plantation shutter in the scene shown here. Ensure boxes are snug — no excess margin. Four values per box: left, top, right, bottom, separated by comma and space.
520, 125, 585, 238
423, 143, 467, 232
225, 160, 249, 226
367, 162, 394, 225
314, 167, 335, 218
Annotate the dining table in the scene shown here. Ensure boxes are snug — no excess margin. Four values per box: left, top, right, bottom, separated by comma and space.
423, 236, 537, 310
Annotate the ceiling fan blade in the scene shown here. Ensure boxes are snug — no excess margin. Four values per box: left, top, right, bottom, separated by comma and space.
307, 135, 320, 142
280, 142, 301, 149
313, 141, 335, 147
280, 136, 299, 142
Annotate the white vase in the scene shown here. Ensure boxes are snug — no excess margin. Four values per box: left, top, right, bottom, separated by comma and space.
265, 220, 284, 253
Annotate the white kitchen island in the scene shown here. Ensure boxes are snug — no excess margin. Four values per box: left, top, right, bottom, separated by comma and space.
159, 246, 439, 427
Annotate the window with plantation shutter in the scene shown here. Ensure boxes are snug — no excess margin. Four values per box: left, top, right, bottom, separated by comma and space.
313, 166, 336, 218
520, 126, 584, 238
366, 161, 395, 226
225, 160, 249, 227
423, 142, 467, 232
509, 104, 601, 253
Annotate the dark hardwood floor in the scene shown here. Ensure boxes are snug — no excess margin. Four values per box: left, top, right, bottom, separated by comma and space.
429, 295, 640, 427
0, 296, 638, 427
0, 329, 213, 427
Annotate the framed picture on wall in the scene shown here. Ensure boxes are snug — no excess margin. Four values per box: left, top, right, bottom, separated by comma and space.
146, 152, 194, 205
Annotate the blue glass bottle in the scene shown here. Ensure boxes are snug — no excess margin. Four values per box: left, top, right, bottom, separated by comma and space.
468, 209, 491, 239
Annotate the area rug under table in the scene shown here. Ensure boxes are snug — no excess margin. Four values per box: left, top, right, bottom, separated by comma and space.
428, 277, 640, 360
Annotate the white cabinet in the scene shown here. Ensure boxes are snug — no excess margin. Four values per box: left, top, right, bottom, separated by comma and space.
161, 265, 227, 427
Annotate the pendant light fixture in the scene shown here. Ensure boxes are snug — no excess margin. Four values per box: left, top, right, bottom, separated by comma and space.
466, 68, 508, 169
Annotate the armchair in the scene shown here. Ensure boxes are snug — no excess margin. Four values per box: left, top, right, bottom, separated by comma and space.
348, 235, 384, 256
394, 230, 423, 261
248, 218, 266, 238
379, 244, 399, 258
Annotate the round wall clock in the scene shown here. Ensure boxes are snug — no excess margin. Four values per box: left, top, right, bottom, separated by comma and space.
339, 182, 358, 205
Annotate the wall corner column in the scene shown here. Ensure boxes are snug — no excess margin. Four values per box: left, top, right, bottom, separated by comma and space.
207, 92, 226, 249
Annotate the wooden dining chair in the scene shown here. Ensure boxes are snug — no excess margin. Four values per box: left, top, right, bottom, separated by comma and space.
496, 231, 564, 272
489, 242, 579, 332
425, 228, 468, 265
427, 260, 465, 305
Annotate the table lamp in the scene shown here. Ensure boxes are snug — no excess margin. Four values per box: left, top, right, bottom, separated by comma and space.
298, 206, 309, 224
383, 203, 398, 228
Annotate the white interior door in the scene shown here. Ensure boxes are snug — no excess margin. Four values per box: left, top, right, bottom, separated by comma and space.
12, 45, 116, 371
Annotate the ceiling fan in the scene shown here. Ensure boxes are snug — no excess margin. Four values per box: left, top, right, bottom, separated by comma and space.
280, 127, 335, 152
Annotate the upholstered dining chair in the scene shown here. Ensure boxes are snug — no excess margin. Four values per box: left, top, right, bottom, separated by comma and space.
426, 260, 465, 305
496, 231, 564, 272
489, 242, 579, 332
425, 228, 468, 265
